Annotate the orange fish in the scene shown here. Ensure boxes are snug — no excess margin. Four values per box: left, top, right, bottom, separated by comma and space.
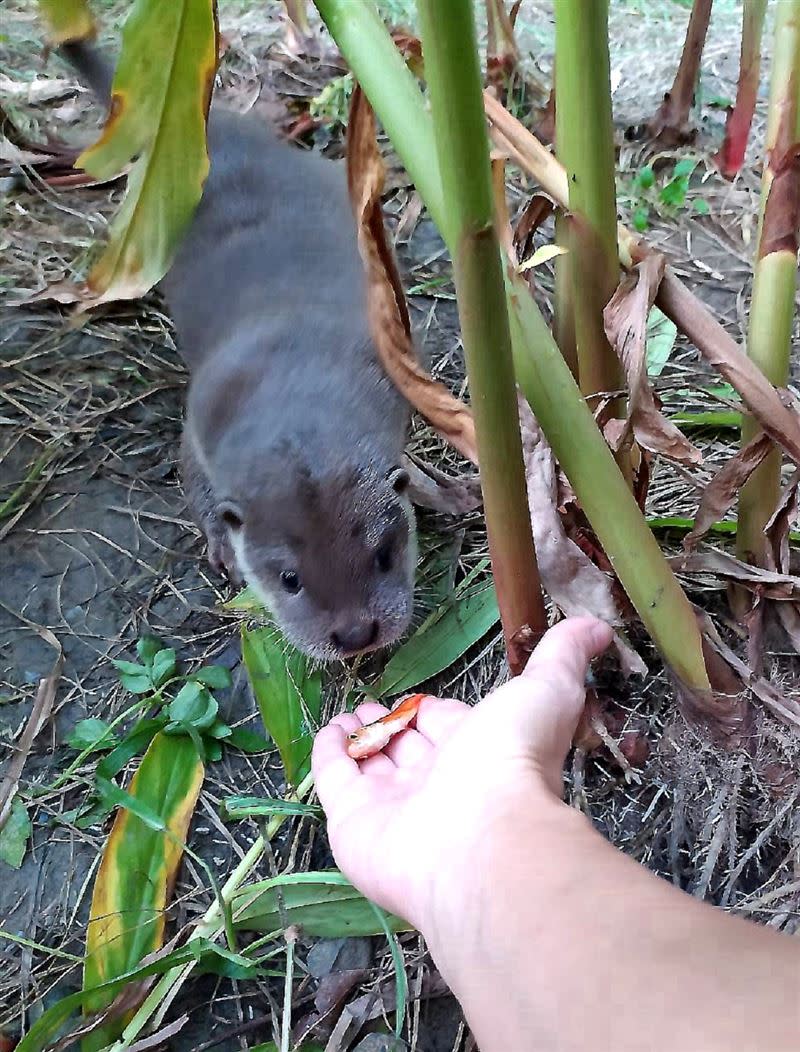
346, 693, 429, 760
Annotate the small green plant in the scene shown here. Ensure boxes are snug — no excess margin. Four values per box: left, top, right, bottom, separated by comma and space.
626, 157, 709, 232
309, 71, 354, 127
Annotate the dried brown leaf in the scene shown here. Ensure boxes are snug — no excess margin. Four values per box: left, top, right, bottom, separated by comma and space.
518, 399, 645, 675
683, 432, 774, 552
346, 86, 478, 464
670, 549, 800, 599
760, 143, 800, 258
765, 469, 800, 653
0, 635, 62, 829
604, 254, 702, 464
696, 610, 800, 732
403, 455, 482, 515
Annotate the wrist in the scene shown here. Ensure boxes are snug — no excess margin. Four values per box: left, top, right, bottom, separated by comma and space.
418, 781, 589, 979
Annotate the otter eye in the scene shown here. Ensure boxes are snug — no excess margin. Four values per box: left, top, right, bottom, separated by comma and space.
375, 543, 393, 573
219, 502, 243, 531
280, 570, 301, 594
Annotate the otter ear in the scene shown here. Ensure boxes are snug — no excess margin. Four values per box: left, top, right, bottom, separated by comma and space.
387, 467, 410, 495
217, 501, 244, 530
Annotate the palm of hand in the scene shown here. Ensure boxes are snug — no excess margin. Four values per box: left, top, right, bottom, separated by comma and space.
312, 617, 612, 930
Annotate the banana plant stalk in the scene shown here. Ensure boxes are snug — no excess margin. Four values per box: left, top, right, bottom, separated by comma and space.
736, 0, 800, 571
415, 0, 547, 670
554, 0, 623, 404
313, 0, 712, 693
715, 0, 767, 179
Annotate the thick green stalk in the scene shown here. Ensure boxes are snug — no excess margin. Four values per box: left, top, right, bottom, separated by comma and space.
506, 274, 710, 690
313, 0, 448, 242
314, 0, 710, 691
415, 0, 547, 668
554, 0, 623, 401
736, 0, 800, 569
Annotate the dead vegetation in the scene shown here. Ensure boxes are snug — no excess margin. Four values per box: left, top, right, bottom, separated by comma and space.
1, 1, 799, 1049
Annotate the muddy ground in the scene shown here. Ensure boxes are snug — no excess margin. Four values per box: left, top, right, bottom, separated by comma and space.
2, 1, 799, 1049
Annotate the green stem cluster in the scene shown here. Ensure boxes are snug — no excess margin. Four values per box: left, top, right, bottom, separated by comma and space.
313, 0, 711, 692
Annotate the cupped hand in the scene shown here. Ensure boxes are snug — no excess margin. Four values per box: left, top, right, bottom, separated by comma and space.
311, 616, 613, 933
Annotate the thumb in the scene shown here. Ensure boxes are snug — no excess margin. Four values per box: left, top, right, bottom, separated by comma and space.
477, 617, 613, 793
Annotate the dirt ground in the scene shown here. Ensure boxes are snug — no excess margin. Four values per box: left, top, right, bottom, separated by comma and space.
1, 1, 799, 1049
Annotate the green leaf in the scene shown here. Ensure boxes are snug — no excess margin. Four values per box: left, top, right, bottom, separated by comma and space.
190, 665, 233, 690
233, 871, 412, 938
632, 204, 649, 232
113, 660, 153, 695
645, 306, 678, 377
372, 585, 500, 697
673, 157, 697, 178
136, 635, 163, 666
659, 174, 690, 209
37, 0, 95, 45
150, 647, 177, 687
241, 625, 323, 787
208, 719, 232, 740
226, 727, 272, 754
96, 718, 165, 781
220, 796, 324, 822
74, 0, 218, 306
0, 797, 31, 869
83, 734, 204, 1049
692, 198, 710, 215
166, 681, 204, 722
66, 718, 119, 753
16, 939, 242, 1052
222, 586, 266, 612
636, 164, 654, 189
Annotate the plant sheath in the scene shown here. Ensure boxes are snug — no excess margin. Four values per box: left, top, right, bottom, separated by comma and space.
736, 0, 800, 569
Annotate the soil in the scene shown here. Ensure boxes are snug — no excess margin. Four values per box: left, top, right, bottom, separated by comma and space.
1, 1, 799, 1050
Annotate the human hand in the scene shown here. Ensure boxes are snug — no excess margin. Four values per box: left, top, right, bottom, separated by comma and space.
311, 616, 613, 934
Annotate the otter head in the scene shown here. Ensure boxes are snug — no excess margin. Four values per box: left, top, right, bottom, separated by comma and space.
218, 458, 416, 661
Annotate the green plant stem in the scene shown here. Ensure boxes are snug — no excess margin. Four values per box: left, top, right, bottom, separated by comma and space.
736, 0, 800, 569
313, 0, 448, 241
554, 0, 623, 403
104, 772, 314, 1051
506, 273, 710, 690
553, 212, 578, 380
415, 0, 547, 668
314, 0, 710, 692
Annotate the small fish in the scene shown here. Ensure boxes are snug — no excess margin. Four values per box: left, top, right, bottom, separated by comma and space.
346, 693, 430, 760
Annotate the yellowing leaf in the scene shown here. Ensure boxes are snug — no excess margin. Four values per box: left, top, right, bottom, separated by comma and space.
38, 0, 96, 45
82, 733, 204, 1049
518, 243, 567, 272
76, 0, 218, 305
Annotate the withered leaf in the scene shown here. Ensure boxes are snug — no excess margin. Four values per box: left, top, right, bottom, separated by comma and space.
683, 432, 773, 552
697, 610, 800, 733
518, 399, 646, 676
346, 86, 478, 465
604, 253, 702, 464
670, 549, 800, 599
759, 143, 800, 258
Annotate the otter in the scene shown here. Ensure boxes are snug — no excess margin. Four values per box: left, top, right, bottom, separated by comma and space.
59, 39, 416, 660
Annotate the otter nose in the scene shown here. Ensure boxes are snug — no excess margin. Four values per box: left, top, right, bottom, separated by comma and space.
331, 620, 379, 654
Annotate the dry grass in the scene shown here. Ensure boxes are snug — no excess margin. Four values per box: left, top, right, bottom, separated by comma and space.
1, 1, 799, 1048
